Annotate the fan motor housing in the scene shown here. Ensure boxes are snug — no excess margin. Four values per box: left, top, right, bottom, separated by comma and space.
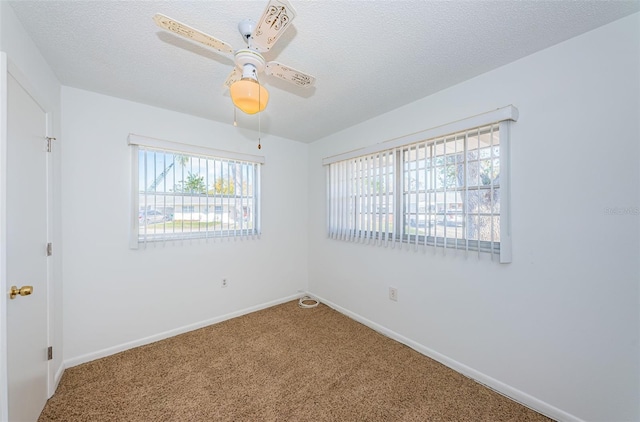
235, 49, 266, 73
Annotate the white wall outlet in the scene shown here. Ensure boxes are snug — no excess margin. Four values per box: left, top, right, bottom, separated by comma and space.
222, 278, 228, 288
389, 287, 398, 302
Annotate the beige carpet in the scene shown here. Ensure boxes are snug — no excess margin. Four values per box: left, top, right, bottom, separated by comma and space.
39, 301, 553, 421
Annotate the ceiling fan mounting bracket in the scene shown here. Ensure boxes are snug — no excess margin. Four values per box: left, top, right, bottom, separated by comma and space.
238, 19, 256, 43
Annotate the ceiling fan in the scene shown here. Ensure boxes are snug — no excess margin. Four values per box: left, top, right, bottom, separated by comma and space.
153, 0, 315, 116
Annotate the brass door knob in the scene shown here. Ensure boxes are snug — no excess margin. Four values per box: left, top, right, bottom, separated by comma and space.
9, 285, 33, 300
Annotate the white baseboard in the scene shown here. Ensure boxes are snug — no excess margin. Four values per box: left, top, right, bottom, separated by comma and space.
50, 362, 65, 398
63, 293, 302, 369
309, 292, 584, 422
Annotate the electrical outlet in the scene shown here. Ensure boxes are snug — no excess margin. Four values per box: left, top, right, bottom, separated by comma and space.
389, 287, 398, 302
222, 278, 228, 288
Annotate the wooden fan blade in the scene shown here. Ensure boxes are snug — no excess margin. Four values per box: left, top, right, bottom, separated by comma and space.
250, 0, 297, 53
223, 68, 242, 90
265, 62, 315, 87
153, 13, 234, 54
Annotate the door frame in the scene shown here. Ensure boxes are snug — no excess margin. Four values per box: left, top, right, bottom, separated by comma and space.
0, 52, 56, 421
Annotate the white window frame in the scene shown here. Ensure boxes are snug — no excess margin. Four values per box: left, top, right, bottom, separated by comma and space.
128, 134, 264, 249
323, 106, 517, 263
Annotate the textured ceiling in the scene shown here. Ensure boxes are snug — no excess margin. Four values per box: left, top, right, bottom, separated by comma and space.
9, 0, 640, 143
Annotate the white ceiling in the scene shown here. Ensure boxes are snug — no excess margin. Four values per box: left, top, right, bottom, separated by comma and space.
9, 0, 640, 143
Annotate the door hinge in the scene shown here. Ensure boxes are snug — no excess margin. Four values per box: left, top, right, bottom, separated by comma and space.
46, 243, 52, 256
46, 137, 56, 153
47, 346, 53, 361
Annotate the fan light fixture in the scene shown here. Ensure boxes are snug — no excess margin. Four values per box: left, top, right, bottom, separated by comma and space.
229, 58, 269, 114
230, 78, 268, 114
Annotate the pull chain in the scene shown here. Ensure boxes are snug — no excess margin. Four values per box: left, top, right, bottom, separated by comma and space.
233, 68, 263, 149
257, 70, 262, 149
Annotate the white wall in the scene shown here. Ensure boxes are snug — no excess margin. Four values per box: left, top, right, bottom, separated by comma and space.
61, 87, 308, 364
0, 0, 63, 398
307, 13, 639, 422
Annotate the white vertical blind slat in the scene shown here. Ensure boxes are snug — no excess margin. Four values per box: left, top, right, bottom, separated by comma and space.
340, 161, 344, 240
325, 167, 329, 237
362, 157, 368, 243
224, 160, 229, 235
422, 141, 428, 250
389, 148, 402, 248
338, 161, 342, 239
345, 160, 350, 241
407, 148, 412, 248
339, 161, 345, 240
364, 155, 370, 244
358, 157, 364, 242
453, 134, 459, 256
377, 153, 383, 246
383, 150, 389, 246
345, 161, 351, 241
499, 121, 512, 263
255, 163, 261, 239
370, 154, 375, 244
248, 162, 253, 240
386, 150, 391, 246
388, 152, 393, 247
330, 164, 336, 239
489, 124, 496, 259
341, 162, 351, 240
464, 132, 470, 254
476, 127, 481, 260
166, 155, 171, 240
353, 158, 358, 241
238, 162, 242, 240
429, 143, 436, 255
129, 145, 140, 249
235, 161, 239, 239
326, 166, 332, 238
153, 152, 158, 242
205, 158, 210, 240
361, 157, 365, 243
413, 144, 420, 251
367, 155, 372, 244
442, 138, 447, 255
142, 149, 148, 246
337, 161, 342, 240
343, 160, 349, 241
351, 160, 356, 241
237, 161, 242, 240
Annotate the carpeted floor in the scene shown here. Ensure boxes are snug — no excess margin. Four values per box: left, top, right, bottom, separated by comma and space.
39, 301, 553, 421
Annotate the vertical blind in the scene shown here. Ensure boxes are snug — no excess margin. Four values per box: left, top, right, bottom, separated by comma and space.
128, 134, 264, 248
328, 149, 397, 246
324, 107, 516, 263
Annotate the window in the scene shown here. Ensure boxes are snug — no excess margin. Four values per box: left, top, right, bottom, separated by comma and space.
324, 106, 516, 262
128, 135, 263, 247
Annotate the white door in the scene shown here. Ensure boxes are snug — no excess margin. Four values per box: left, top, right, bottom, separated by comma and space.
5, 71, 49, 421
